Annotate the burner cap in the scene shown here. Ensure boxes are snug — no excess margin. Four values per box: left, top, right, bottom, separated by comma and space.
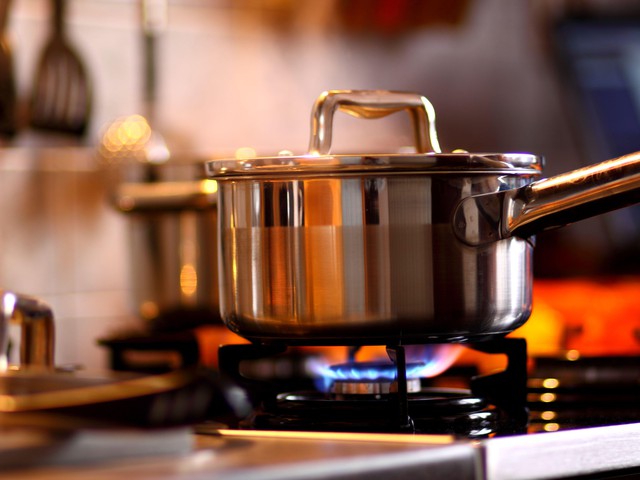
325, 360, 425, 395
331, 378, 422, 395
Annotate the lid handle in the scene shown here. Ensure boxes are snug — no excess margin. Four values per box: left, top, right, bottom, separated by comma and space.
308, 90, 441, 155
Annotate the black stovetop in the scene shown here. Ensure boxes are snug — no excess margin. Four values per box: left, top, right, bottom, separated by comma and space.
216, 338, 640, 439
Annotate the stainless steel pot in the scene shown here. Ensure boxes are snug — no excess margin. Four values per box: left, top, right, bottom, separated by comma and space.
1, 290, 54, 369
206, 90, 640, 345
100, 113, 221, 327
111, 163, 219, 326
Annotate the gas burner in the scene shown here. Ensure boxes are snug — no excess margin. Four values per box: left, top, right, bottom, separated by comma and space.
283, 387, 486, 407
246, 387, 497, 437
327, 361, 425, 395
331, 377, 422, 395
217, 338, 529, 436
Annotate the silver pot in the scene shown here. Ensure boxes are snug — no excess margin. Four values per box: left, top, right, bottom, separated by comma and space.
112, 164, 219, 325
1, 290, 54, 369
206, 90, 640, 345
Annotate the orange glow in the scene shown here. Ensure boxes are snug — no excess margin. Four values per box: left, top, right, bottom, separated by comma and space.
139, 301, 159, 320
516, 277, 640, 356
200, 179, 218, 194
544, 423, 560, 432
309, 344, 464, 389
234, 147, 257, 159
216, 429, 454, 444
566, 350, 580, 361
100, 115, 151, 156
541, 411, 556, 421
303, 179, 345, 318
193, 325, 249, 368
540, 393, 556, 403
356, 345, 464, 377
98, 115, 169, 164
180, 263, 198, 297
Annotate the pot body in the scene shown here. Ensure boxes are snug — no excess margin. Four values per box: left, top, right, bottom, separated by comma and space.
211, 89, 640, 344
128, 207, 219, 323
216, 171, 537, 344
109, 159, 220, 327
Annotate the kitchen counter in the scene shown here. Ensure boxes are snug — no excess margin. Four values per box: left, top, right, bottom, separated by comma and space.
0, 430, 478, 480
4, 424, 640, 480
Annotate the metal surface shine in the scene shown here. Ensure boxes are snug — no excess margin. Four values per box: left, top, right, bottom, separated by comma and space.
215, 172, 535, 344
209, 90, 640, 344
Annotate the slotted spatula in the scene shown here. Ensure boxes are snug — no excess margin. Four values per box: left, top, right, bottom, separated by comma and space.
29, 0, 91, 136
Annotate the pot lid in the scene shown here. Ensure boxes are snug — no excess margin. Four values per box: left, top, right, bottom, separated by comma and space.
206, 90, 543, 179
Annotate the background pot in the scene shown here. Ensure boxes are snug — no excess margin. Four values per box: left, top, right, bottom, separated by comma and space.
111, 160, 219, 329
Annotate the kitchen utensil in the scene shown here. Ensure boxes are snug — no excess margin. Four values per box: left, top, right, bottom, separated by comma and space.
0, 0, 16, 137
1, 289, 245, 429
141, 0, 167, 125
28, 0, 91, 136
206, 89, 640, 345
1, 290, 54, 370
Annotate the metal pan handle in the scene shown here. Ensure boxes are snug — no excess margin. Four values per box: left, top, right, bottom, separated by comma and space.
453, 151, 640, 246
1, 291, 55, 370
308, 90, 442, 155
113, 180, 218, 213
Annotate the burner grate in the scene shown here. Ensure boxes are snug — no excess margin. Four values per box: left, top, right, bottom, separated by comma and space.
217, 338, 529, 436
248, 387, 496, 437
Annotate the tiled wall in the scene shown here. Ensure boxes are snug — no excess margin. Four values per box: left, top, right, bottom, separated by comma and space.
1, 0, 591, 369
0, 149, 132, 369
8, 0, 580, 157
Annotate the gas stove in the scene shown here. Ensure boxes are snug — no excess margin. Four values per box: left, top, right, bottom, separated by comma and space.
216, 339, 527, 436
95, 305, 640, 479
187, 337, 640, 480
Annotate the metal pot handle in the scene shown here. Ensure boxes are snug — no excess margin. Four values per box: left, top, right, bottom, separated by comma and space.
1, 290, 55, 371
453, 151, 640, 246
113, 179, 218, 213
309, 90, 442, 155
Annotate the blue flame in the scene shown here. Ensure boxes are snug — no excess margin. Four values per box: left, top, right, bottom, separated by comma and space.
310, 345, 463, 392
